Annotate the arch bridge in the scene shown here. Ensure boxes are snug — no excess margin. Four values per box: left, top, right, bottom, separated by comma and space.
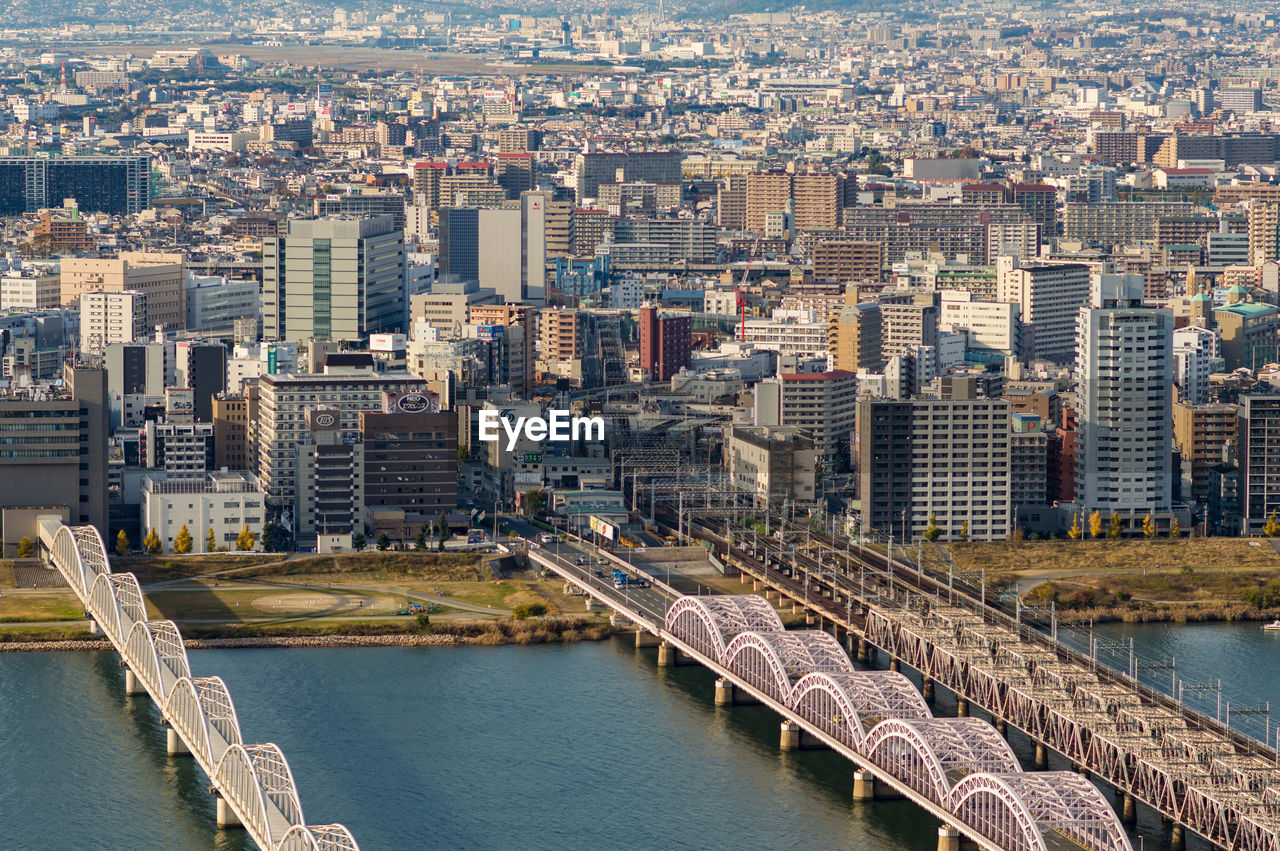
39, 517, 357, 851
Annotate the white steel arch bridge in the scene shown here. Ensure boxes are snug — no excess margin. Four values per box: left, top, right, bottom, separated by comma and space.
40, 518, 357, 851
529, 541, 1131, 851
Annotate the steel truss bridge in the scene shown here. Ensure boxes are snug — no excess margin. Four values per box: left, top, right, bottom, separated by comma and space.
38, 517, 358, 851
528, 542, 1131, 851
679, 509, 1280, 851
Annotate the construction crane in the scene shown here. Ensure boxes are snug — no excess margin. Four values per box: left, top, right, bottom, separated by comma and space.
736, 230, 764, 341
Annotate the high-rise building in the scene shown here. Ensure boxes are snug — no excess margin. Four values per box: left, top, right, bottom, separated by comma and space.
1219, 88, 1264, 114
812, 241, 883, 283
1240, 395, 1280, 534
996, 257, 1091, 363
1172, 324, 1217, 405
262, 216, 405, 343
141, 388, 215, 477
717, 175, 747, 230
857, 392, 1013, 541
1173, 401, 1238, 505
828, 298, 884, 372
791, 170, 839, 232
754, 370, 858, 462
438, 193, 546, 302
212, 394, 249, 471
294, 409, 365, 539
1248, 202, 1280, 264
637, 306, 692, 382
412, 161, 448, 209
880, 299, 939, 360
745, 171, 792, 232
79, 290, 146, 355
495, 153, 535, 199
0, 364, 108, 546
0, 155, 150, 214
359, 407, 458, 519
175, 342, 228, 423
571, 151, 683, 200
62, 252, 186, 331
1074, 273, 1174, 513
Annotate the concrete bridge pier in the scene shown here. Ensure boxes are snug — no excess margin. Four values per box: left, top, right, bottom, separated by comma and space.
657, 642, 676, 667
856, 638, 870, 664
1034, 743, 1048, 770
993, 718, 1007, 738
166, 724, 191, 756
634, 630, 660, 648
888, 657, 900, 672
714, 678, 735, 706
852, 768, 903, 802
87, 618, 101, 636
805, 611, 815, 625
584, 598, 602, 612
937, 825, 960, 851
1120, 793, 1137, 824
779, 720, 801, 751
921, 676, 935, 702
955, 698, 968, 717
123, 666, 146, 696
1171, 824, 1185, 850
214, 793, 242, 828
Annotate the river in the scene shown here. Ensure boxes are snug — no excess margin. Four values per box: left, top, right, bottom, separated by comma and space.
0, 639, 939, 850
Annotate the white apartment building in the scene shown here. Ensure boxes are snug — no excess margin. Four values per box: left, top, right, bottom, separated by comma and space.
740, 312, 830, 357
140, 471, 265, 553
1173, 325, 1219, 405
754, 369, 859, 462
1075, 274, 1174, 513
939, 290, 1021, 357
996, 257, 1091, 363
0, 267, 60, 311
80, 290, 146, 355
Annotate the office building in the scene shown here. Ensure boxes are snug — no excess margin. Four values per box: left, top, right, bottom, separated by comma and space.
175, 342, 228, 423
1214, 287, 1280, 370
62, 252, 186, 331
939, 290, 1021, 357
212, 394, 249, 471
262, 216, 405, 343
140, 388, 215, 477
185, 275, 260, 334
571, 151, 683, 200
1, 266, 61, 311
360, 406, 458, 519
438, 193, 546, 302
812, 241, 883, 283
0, 364, 108, 548
139, 472, 265, 553
294, 409, 365, 539
1173, 401, 1238, 505
727, 426, 818, 505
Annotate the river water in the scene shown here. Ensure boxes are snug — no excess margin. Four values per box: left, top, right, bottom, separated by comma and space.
0, 639, 939, 851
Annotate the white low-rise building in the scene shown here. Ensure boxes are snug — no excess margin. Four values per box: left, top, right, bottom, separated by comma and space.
140, 471, 265, 553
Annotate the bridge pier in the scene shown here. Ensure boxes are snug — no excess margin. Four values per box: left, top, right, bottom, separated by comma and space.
888, 657, 900, 673
87, 618, 101, 636
852, 769, 876, 802
779, 720, 801, 751
1171, 824, 1185, 850
921, 676, 934, 702
215, 794, 242, 829
856, 638, 870, 664
714, 678, 734, 706
955, 698, 968, 717
657, 642, 676, 667
166, 725, 190, 756
1034, 743, 1048, 770
584, 598, 602, 612
937, 825, 960, 851
1121, 793, 1136, 824
123, 667, 146, 696
993, 718, 1007, 738
634, 630, 660, 648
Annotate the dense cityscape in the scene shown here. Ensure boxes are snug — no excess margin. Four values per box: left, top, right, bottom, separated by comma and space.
11, 2, 1280, 849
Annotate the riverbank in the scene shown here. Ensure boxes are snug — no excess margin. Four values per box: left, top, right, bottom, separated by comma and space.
0, 617, 617, 652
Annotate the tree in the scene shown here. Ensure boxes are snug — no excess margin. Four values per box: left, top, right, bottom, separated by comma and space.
144, 527, 162, 555
376, 531, 391, 551
1142, 514, 1156, 539
524, 488, 547, 518
115, 530, 130, 557
1068, 513, 1083, 540
1169, 518, 1181, 538
15, 536, 34, 558
414, 526, 428, 551
206, 528, 218, 553
923, 512, 941, 542
351, 531, 367, 552
959, 520, 969, 543
437, 510, 449, 552
1089, 510, 1104, 540
173, 524, 193, 555
236, 525, 256, 551
1107, 511, 1123, 539
1266, 510, 1280, 538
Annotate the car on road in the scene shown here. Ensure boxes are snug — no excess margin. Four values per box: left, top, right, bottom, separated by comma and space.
576, 556, 588, 565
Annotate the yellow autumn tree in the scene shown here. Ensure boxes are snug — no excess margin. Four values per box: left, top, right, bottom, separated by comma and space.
236, 525, 256, 551
1142, 514, 1156, 538
143, 527, 162, 554
173, 524, 193, 555
1068, 513, 1082, 540
115, 529, 130, 557
1089, 510, 1103, 539
1169, 518, 1181, 538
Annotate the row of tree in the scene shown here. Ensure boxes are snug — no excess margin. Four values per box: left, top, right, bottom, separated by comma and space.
122, 525, 259, 555
1068, 511, 1181, 540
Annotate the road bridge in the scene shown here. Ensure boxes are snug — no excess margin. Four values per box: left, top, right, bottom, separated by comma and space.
37, 517, 358, 851
527, 534, 1131, 851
